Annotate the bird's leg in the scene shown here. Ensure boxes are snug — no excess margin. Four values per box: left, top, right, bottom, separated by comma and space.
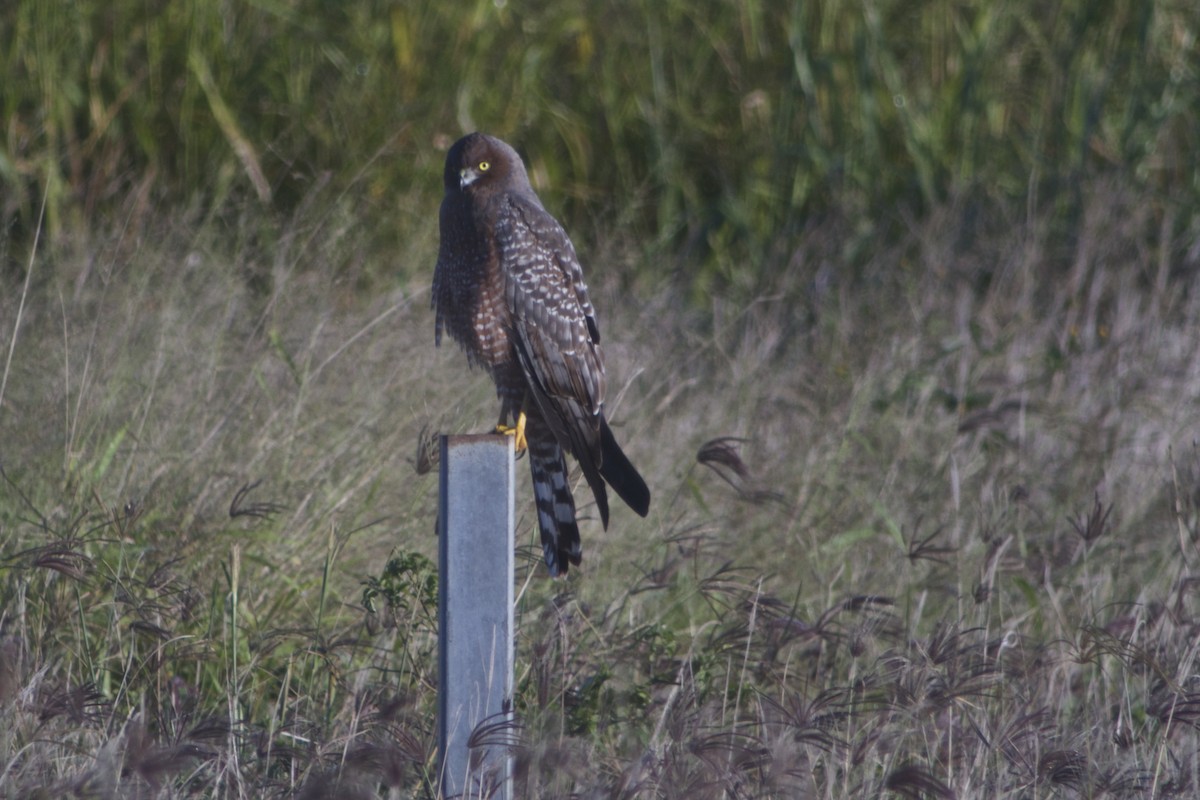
495, 395, 528, 455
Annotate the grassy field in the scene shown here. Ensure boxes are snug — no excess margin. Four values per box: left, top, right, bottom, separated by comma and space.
3, 0, 1200, 797
5, 0, 1198, 295
2, 178, 1198, 798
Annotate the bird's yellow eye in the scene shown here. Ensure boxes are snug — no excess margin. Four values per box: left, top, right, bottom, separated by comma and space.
478, 161, 490, 171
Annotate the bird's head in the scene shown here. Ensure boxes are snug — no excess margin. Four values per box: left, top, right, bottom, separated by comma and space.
444, 133, 530, 194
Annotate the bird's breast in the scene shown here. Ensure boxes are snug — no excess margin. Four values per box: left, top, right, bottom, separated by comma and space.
437, 232, 516, 371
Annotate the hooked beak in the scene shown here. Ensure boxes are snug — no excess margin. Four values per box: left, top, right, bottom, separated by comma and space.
459, 167, 479, 190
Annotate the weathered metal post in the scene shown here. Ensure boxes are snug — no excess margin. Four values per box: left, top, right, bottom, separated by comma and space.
437, 434, 515, 800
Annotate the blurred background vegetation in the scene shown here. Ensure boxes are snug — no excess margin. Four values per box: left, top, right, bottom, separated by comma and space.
4, 2, 1200, 795
3, 0, 1197, 297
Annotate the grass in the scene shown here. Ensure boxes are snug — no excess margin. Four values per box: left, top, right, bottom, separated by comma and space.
3, 0, 1198, 295
1, 173, 1198, 797
2, 1, 1199, 795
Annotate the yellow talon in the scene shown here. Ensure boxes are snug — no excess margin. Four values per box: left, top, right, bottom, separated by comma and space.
496, 410, 528, 455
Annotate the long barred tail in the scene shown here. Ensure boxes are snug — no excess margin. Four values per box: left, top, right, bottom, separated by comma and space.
529, 434, 582, 577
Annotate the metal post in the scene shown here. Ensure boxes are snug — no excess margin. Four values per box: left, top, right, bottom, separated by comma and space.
438, 434, 515, 800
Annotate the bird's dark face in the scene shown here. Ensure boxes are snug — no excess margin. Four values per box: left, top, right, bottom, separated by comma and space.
443, 133, 527, 195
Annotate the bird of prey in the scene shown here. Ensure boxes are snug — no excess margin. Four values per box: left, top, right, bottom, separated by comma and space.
433, 132, 650, 576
